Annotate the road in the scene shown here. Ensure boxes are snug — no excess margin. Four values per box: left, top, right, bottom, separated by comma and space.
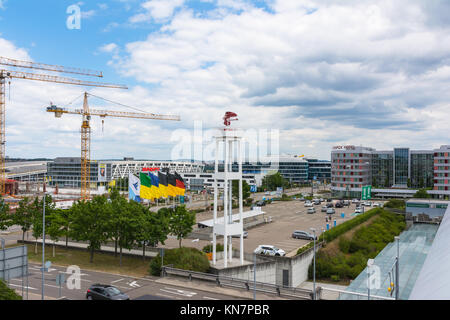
6, 263, 244, 300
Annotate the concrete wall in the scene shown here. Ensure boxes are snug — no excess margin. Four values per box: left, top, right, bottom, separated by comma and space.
211, 244, 321, 287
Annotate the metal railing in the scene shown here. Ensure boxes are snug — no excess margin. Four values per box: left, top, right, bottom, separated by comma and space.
161, 266, 319, 300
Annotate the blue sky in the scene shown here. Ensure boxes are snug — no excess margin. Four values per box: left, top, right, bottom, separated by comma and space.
0, 0, 449, 161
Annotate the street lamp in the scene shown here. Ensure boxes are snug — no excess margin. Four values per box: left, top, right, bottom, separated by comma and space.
310, 227, 316, 300
41, 192, 49, 300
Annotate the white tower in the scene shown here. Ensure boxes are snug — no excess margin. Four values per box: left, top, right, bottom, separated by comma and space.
212, 112, 244, 267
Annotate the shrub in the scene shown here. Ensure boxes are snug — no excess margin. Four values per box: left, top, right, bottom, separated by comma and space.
330, 275, 340, 282
150, 247, 211, 276
383, 199, 405, 209
0, 280, 22, 300
312, 209, 406, 282
338, 237, 351, 253
202, 243, 224, 253
320, 208, 381, 243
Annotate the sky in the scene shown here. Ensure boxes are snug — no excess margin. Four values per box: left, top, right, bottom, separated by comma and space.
0, 0, 449, 161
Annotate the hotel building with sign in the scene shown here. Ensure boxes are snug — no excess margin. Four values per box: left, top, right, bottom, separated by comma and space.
331, 145, 450, 199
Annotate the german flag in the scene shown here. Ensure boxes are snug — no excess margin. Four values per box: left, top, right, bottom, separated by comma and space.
167, 173, 178, 197
158, 171, 169, 198
174, 172, 186, 196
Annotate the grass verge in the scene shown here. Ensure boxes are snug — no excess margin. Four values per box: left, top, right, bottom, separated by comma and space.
25, 244, 152, 278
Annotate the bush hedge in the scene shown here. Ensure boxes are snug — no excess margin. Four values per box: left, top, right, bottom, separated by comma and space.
149, 247, 211, 276
0, 280, 22, 300
383, 199, 406, 210
319, 208, 382, 243
309, 209, 405, 282
202, 243, 224, 253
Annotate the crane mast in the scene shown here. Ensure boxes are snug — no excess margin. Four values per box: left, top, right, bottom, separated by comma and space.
47, 92, 180, 200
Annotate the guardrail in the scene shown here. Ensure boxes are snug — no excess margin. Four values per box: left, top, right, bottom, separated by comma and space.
161, 266, 319, 300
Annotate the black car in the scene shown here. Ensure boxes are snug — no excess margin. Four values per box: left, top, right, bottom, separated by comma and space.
86, 284, 130, 300
335, 202, 344, 208
326, 198, 332, 202
326, 203, 334, 208
256, 200, 266, 206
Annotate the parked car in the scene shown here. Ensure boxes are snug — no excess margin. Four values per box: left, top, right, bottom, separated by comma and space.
326, 208, 335, 214
299, 198, 306, 201
355, 207, 363, 214
363, 201, 372, 207
326, 198, 332, 202
292, 230, 317, 240
256, 200, 266, 206
321, 205, 329, 212
372, 203, 380, 207
304, 201, 313, 207
351, 199, 359, 203
335, 202, 344, 208
307, 207, 316, 214
86, 284, 130, 300
326, 203, 334, 208
313, 199, 321, 205
254, 245, 286, 256
343, 200, 350, 206
232, 231, 248, 238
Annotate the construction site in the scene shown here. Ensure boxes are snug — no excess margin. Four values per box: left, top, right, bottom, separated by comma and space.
0, 56, 181, 209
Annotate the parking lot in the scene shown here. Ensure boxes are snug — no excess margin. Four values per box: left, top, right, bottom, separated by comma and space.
161, 199, 384, 257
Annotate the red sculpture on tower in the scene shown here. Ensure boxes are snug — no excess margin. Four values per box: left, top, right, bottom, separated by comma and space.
223, 112, 238, 126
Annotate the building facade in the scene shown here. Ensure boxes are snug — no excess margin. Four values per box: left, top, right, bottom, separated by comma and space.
331, 145, 449, 199
47, 157, 204, 188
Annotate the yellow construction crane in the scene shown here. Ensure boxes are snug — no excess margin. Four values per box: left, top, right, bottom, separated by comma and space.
0, 56, 127, 195
47, 92, 181, 200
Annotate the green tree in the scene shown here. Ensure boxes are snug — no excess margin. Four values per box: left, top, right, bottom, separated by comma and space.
261, 172, 289, 191
47, 209, 67, 257
116, 200, 144, 266
407, 178, 412, 188
168, 205, 196, 248
70, 196, 110, 263
11, 197, 32, 242
138, 206, 170, 260
0, 199, 11, 232
413, 189, 431, 199
232, 180, 251, 200
30, 195, 55, 254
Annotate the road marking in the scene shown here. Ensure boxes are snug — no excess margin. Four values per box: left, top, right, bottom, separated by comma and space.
203, 296, 219, 300
128, 281, 141, 288
111, 278, 124, 284
161, 287, 197, 298
8, 283, 37, 290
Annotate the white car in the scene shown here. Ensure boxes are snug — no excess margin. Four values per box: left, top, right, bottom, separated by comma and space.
304, 201, 313, 207
372, 203, 380, 207
254, 245, 286, 257
364, 201, 372, 207
351, 199, 359, 203
355, 207, 363, 214
307, 207, 316, 214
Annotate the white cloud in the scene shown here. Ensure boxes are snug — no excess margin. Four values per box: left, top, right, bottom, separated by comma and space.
129, 0, 185, 23
99, 43, 118, 53
111, 0, 450, 160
